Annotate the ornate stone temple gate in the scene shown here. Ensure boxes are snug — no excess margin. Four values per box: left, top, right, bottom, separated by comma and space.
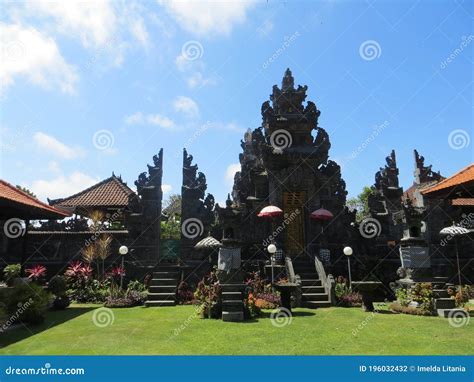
216, 69, 357, 273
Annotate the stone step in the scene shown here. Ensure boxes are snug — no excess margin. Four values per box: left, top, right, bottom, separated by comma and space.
433, 289, 449, 298
302, 286, 325, 293
147, 293, 176, 301
222, 291, 242, 298
155, 265, 181, 271
302, 293, 329, 301
150, 278, 178, 286
437, 308, 469, 319
222, 299, 244, 307
301, 279, 322, 287
299, 272, 318, 279
222, 311, 244, 322
153, 271, 179, 279
303, 300, 331, 308
220, 284, 246, 292
145, 300, 176, 307
435, 298, 456, 310
148, 285, 176, 293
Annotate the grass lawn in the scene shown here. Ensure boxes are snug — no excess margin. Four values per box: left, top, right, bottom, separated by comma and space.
0, 304, 472, 355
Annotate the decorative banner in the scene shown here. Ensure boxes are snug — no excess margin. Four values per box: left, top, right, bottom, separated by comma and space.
0, 356, 472, 382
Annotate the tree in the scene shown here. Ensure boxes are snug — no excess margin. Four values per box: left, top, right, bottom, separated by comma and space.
346, 186, 374, 222
16, 185, 37, 199
163, 194, 181, 219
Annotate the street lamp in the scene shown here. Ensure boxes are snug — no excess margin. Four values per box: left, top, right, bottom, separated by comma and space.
267, 244, 277, 285
119, 245, 128, 289
343, 246, 353, 287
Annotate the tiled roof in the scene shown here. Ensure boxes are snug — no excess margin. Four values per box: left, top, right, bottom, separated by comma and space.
422, 164, 474, 195
49, 175, 135, 209
0, 180, 70, 219
451, 198, 474, 206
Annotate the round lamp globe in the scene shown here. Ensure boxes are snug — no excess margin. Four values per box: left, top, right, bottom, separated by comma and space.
267, 244, 277, 254
343, 246, 353, 256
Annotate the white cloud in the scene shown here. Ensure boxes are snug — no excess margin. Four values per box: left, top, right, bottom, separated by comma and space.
173, 96, 199, 118
125, 112, 145, 125
27, 0, 117, 48
225, 163, 241, 186
47, 161, 61, 174
0, 23, 78, 94
162, 184, 172, 194
159, 0, 256, 37
125, 112, 175, 130
146, 114, 175, 129
30, 171, 100, 201
33, 132, 85, 159
187, 71, 216, 89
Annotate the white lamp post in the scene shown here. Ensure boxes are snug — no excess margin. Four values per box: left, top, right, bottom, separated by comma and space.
119, 245, 128, 289
267, 244, 277, 285
343, 246, 353, 287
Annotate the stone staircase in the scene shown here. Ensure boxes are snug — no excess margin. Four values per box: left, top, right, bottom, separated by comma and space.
292, 257, 331, 308
220, 283, 245, 321
145, 265, 181, 307
433, 283, 468, 319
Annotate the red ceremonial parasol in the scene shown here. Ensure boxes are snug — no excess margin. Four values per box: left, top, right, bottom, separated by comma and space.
257, 205, 283, 218
310, 208, 334, 221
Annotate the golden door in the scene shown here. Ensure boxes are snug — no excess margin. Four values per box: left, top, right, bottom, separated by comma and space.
283, 191, 305, 256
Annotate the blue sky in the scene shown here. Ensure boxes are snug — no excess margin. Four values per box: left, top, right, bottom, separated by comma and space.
0, 0, 472, 206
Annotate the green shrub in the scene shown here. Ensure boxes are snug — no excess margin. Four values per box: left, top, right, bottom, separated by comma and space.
48, 275, 67, 297
6, 283, 50, 325
3, 264, 21, 286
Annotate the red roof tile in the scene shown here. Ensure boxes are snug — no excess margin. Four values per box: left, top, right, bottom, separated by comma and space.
0, 180, 70, 219
422, 164, 474, 195
451, 198, 474, 206
49, 175, 135, 209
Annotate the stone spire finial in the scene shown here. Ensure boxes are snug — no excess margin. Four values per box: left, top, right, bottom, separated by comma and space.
282, 68, 294, 91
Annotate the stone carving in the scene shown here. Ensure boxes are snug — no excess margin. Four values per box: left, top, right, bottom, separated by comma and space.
126, 149, 163, 263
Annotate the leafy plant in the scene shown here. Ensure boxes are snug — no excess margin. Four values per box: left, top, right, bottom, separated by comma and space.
65, 261, 108, 303
448, 285, 471, 307
3, 264, 21, 286
25, 265, 47, 284
48, 275, 70, 310
48, 275, 67, 296
7, 283, 50, 324
194, 270, 221, 319
176, 281, 194, 304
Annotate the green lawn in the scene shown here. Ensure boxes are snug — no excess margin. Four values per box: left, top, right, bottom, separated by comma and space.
0, 304, 472, 355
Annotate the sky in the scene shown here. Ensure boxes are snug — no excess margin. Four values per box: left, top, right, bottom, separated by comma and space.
0, 0, 472, 206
